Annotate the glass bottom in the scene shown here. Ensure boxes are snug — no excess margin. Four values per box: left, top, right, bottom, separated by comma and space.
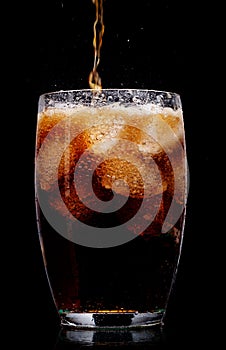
60, 310, 164, 329
57, 322, 164, 347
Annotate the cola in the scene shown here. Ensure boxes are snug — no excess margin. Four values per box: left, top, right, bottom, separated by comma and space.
35, 89, 187, 328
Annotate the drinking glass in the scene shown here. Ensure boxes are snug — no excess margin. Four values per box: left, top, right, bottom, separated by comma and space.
34, 89, 188, 335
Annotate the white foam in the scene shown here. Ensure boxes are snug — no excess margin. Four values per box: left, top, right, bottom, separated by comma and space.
41, 102, 182, 119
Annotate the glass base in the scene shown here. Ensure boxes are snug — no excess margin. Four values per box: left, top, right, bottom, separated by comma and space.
60, 310, 164, 329
57, 321, 165, 347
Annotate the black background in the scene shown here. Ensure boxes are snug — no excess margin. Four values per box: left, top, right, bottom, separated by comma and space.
6, 0, 219, 348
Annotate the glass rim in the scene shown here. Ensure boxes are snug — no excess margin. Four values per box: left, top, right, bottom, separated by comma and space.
38, 88, 182, 113
39, 88, 181, 99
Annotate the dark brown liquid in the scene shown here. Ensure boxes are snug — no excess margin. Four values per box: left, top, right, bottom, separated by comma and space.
37, 205, 184, 312
35, 105, 186, 314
